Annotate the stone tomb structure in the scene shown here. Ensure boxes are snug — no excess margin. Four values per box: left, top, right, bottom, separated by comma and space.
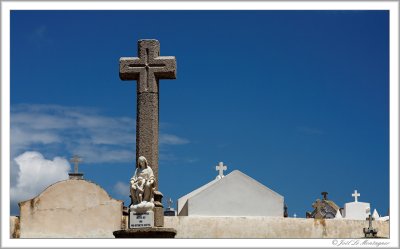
343, 190, 371, 220
164, 198, 177, 216
306, 192, 340, 219
17, 179, 123, 238
178, 166, 284, 217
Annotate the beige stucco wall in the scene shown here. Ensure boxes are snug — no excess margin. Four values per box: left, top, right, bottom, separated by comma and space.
11, 214, 389, 238
164, 216, 390, 238
10, 216, 20, 238
19, 179, 123, 238
10, 178, 389, 239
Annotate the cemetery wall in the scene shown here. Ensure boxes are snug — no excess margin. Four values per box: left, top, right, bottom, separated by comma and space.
10, 215, 389, 238
164, 216, 390, 238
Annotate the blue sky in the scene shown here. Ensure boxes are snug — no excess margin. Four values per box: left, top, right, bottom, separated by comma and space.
10, 10, 389, 217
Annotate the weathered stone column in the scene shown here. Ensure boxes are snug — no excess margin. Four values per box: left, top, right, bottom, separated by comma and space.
136, 91, 159, 183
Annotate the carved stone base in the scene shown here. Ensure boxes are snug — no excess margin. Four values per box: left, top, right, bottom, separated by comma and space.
154, 207, 164, 227
153, 191, 164, 227
113, 227, 177, 238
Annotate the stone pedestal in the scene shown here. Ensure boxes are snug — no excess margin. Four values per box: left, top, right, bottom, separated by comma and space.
116, 207, 176, 238
154, 207, 164, 227
113, 227, 177, 238
164, 209, 176, 216
153, 190, 164, 227
68, 172, 84, 180
129, 211, 154, 229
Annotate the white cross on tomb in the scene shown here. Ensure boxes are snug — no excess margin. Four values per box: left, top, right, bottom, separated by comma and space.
352, 190, 360, 202
167, 198, 173, 209
215, 162, 227, 179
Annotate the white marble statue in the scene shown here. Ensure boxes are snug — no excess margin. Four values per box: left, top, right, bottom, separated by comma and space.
130, 156, 155, 212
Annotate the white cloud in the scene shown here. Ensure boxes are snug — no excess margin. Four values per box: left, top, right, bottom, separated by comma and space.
10, 151, 70, 203
11, 127, 61, 146
11, 104, 189, 163
11, 104, 136, 162
71, 144, 134, 164
113, 181, 129, 197
10, 104, 190, 213
160, 134, 189, 145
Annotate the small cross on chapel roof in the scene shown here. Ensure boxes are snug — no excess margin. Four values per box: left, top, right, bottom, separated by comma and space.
216, 162, 227, 179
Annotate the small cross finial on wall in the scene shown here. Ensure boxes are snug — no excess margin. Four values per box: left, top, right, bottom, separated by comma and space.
216, 162, 227, 179
352, 190, 360, 202
69, 155, 83, 180
70, 155, 82, 173
167, 198, 173, 209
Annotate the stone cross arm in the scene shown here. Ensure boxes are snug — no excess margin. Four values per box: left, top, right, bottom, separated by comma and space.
119, 39, 176, 93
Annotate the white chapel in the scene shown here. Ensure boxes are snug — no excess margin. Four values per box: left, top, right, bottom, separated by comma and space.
177, 162, 284, 217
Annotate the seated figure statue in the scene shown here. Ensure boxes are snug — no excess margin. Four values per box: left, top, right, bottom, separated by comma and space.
129, 156, 156, 212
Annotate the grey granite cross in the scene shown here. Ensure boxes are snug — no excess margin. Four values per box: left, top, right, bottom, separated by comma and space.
120, 40, 176, 93
119, 39, 176, 185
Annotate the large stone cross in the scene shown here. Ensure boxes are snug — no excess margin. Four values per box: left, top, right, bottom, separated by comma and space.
352, 190, 360, 202
119, 39, 176, 187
